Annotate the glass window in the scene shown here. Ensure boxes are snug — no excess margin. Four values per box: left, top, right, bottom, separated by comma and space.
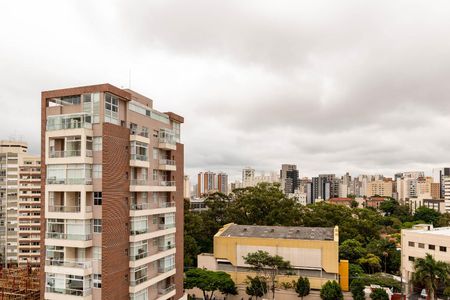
440, 246, 447, 252
93, 165, 102, 179
153, 148, 159, 160
93, 274, 101, 288
429, 244, 435, 250
93, 246, 102, 260
93, 137, 102, 151
131, 217, 148, 235
93, 219, 102, 233
418, 243, 425, 249
130, 289, 148, 300
94, 192, 102, 206
408, 241, 415, 247
408, 256, 415, 262
131, 266, 147, 286
104, 93, 119, 125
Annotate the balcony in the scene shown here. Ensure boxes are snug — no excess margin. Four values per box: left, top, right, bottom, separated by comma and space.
158, 284, 176, 296
130, 154, 148, 161
46, 113, 92, 131
158, 244, 175, 251
130, 276, 148, 287
45, 287, 92, 297
130, 251, 148, 261
129, 180, 176, 192
46, 233, 92, 241
158, 223, 175, 230
158, 159, 176, 171
158, 137, 176, 151
48, 206, 92, 213
130, 228, 148, 236
46, 178, 93, 185
45, 259, 92, 269
158, 264, 175, 274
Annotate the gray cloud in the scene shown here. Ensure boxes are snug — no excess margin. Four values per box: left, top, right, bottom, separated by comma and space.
1, 0, 450, 182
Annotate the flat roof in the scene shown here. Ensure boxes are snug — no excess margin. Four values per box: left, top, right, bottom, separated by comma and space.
219, 224, 335, 241
407, 227, 450, 236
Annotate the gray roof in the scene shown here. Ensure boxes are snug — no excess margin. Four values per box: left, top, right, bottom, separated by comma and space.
220, 224, 335, 241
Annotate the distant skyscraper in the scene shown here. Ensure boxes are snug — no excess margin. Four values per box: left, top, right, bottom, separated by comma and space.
280, 164, 298, 194
217, 172, 228, 195
0, 140, 41, 267
242, 167, 255, 188
184, 175, 191, 199
197, 171, 217, 196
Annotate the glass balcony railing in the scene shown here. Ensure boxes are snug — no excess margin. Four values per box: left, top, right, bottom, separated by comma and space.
130, 228, 148, 236
158, 223, 175, 230
130, 154, 148, 161
45, 259, 92, 269
158, 244, 175, 251
129, 180, 175, 187
45, 232, 92, 241
158, 284, 176, 295
46, 178, 92, 185
130, 276, 148, 287
46, 287, 92, 297
158, 264, 175, 273
158, 137, 176, 145
159, 159, 176, 166
130, 251, 148, 261
48, 206, 92, 213
49, 150, 81, 158
46, 113, 92, 131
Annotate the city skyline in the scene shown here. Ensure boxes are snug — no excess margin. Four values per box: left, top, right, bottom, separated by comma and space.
2, 1, 450, 184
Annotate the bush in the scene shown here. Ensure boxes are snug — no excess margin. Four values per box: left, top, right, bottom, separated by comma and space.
320, 280, 343, 300
350, 278, 366, 300
370, 288, 389, 300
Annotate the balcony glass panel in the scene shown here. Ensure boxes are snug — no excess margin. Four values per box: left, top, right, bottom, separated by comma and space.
46, 113, 92, 131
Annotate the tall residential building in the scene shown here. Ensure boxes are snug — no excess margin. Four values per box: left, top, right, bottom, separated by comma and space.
242, 167, 255, 188
197, 171, 216, 196
366, 179, 394, 198
0, 140, 41, 267
41, 84, 184, 300
433, 168, 450, 211
280, 164, 298, 194
217, 172, 228, 195
183, 175, 190, 199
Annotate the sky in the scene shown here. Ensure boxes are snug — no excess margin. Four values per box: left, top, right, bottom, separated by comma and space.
1, 0, 450, 182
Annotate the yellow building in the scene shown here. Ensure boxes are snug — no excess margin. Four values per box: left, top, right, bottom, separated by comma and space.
198, 223, 348, 291
366, 179, 394, 197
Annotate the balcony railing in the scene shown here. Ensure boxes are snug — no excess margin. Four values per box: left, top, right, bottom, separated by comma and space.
49, 150, 81, 158
159, 181, 176, 187
46, 178, 92, 185
48, 206, 92, 213
159, 201, 175, 208
130, 228, 148, 236
130, 154, 148, 161
130, 179, 148, 186
130, 130, 149, 138
158, 265, 175, 273
130, 203, 150, 210
158, 223, 175, 230
45, 259, 92, 269
129, 180, 175, 187
46, 232, 92, 241
158, 284, 176, 295
130, 251, 148, 261
130, 276, 148, 287
158, 137, 176, 145
159, 159, 176, 166
46, 287, 92, 297
158, 244, 175, 251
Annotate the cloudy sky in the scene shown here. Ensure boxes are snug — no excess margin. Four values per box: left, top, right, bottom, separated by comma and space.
1, 0, 450, 181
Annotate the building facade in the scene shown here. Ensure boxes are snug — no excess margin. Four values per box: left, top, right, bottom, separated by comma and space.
41, 84, 184, 300
366, 179, 393, 198
280, 164, 298, 194
0, 140, 41, 267
217, 172, 228, 195
198, 223, 348, 291
197, 171, 216, 197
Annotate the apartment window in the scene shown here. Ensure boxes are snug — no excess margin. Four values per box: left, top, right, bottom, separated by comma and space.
429, 244, 435, 250
153, 148, 158, 160
131, 217, 148, 235
418, 243, 425, 249
408, 256, 415, 262
93, 219, 102, 233
153, 170, 158, 181
93, 274, 102, 288
130, 289, 148, 300
440, 246, 447, 252
93, 137, 102, 151
104, 93, 119, 125
93, 165, 102, 179
408, 241, 415, 247
93, 246, 102, 260
94, 192, 102, 206
131, 266, 147, 286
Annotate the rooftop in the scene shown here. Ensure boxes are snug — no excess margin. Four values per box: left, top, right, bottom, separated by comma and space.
218, 223, 336, 241
409, 226, 450, 236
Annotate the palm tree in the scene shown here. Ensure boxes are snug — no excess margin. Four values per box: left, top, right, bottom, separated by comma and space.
413, 253, 450, 299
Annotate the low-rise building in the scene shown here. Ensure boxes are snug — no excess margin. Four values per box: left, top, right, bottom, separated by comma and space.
365, 196, 388, 208
401, 225, 450, 293
405, 197, 446, 214
328, 197, 354, 207
198, 223, 348, 291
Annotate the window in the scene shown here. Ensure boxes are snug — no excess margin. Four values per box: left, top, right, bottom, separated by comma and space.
153, 170, 158, 181
131, 217, 148, 235
408, 241, 415, 247
104, 93, 119, 125
93, 165, 102, 179
93, 246, 102, 260
153, 148, 159, 160
408, 256, 415, 262
93, 219, 102, 233
429, 244, 435, 250
94, 192, 102, 206
440, 246, 447, 252
418, 243, 425, 249
93, 274, 102, 288
93, 137, 102, 151
130, 289, 148, 300
131, 266, 147, 286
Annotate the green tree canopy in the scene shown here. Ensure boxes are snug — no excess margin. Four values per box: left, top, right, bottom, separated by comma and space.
245, 276, 267, 300
413, 206, 441, 225
184, 268, 237, 300
295, 276, 310, 299
413, 253, 450, 300
370, 288, 389, 300
320, 280, 343, 300
350, 278, 366, 300
339, 239, 367, 262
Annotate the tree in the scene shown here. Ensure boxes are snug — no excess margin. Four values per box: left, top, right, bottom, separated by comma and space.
358, 253, 382, 274
320, 280, 343, 300
413, 253, 450, 300
184, 268, 237, 300
370, 288, 389, 300
243, 250, 291, 300
295, 276, 310, 299
413, 207, 441, 225
246, 276, 268, 300
350, 278, 366, 300
339, 239, 367, 262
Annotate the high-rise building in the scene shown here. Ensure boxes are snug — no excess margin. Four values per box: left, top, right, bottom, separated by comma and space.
366, 179, 394, 198
0, 140, 41, 267
433, 168, 450, 199
197, 171, 216, 196
183, 175, 190, 199
280, 164, 298, 194
41, 84, 184, 300
242, 167, 255, 188
217, 172, 228, 195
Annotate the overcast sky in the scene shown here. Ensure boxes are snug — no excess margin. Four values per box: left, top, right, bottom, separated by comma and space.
1, 1, 450, 182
